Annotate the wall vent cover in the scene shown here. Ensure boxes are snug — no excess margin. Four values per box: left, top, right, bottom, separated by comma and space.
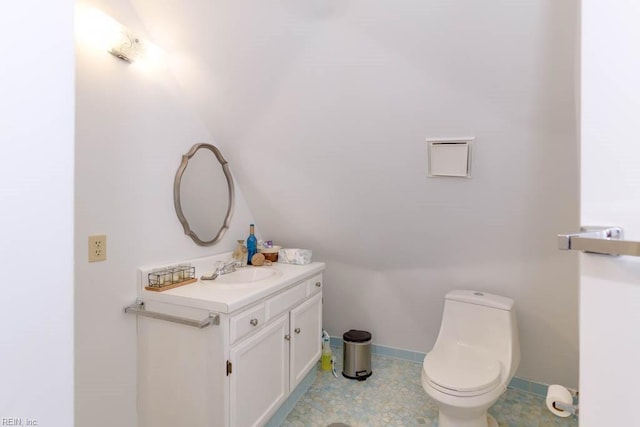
426, 137, 474, 178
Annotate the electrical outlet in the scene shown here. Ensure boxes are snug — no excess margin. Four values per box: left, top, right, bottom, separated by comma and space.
88, 234, 107, 262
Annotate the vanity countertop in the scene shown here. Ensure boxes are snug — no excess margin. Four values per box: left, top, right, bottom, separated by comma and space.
138, 259, 325, 314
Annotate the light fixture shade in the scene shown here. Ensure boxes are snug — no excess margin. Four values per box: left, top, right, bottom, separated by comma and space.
76, 5, 163, 65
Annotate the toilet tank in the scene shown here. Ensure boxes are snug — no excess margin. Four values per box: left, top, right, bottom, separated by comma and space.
434, 290, 520, 381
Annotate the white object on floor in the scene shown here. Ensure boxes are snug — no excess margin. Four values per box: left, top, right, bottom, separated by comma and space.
331, 356, 338, 378
546, 384, 574, 418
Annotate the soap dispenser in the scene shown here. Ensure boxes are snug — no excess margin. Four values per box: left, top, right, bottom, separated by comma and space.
232, 240, 248, 267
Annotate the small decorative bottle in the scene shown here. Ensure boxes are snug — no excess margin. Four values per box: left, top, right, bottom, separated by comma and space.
232, 240, 248, 267
247, 224, 258, 265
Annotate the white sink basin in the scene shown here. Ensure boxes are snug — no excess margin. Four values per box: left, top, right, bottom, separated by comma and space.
212, 267, 281, 285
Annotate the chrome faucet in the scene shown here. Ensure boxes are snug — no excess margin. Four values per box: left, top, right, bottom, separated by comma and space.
218, 260, 241, 274
201, 260, 242, 281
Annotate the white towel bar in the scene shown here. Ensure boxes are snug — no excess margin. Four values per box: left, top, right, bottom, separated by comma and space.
124, 300, 219, 328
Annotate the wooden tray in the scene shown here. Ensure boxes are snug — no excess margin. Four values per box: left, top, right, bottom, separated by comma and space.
145, 277, 197, 292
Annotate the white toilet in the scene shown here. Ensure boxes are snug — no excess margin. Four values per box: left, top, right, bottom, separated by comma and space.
421, 290, 520, 427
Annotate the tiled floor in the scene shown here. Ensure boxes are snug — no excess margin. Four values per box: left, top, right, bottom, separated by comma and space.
283, 349, 578, 427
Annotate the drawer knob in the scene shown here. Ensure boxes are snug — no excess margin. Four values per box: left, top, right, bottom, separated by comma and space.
250, 318, 258, 326
284, 334, 291, 341
315, 282, 321, 287
295, 328, 301, 334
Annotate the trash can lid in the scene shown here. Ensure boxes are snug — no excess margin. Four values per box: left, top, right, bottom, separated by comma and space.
343, 329, 371, 343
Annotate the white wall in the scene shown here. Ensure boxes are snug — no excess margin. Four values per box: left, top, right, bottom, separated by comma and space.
74, 1, 256, 426
0, 1, 74, 425
73, 5, 581, 422
134, 0, 580, 387
580, 1, 640, 425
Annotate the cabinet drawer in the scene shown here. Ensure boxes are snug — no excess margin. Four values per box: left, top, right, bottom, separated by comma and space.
306, 274, 323, 296
230, 303, 266, 344
265, 282, 306, 321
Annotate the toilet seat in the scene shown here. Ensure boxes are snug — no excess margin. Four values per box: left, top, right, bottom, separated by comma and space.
423, 345, 501, 397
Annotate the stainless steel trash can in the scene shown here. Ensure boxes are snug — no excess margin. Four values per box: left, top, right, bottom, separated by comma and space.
342, 330, 372, 381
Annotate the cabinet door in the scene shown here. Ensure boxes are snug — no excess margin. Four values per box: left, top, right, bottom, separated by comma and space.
289, 292, 322, 390
138, 304, 226, 427
229, 313, 289, 427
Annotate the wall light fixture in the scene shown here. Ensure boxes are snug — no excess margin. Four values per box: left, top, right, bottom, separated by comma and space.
109, 29, 142, 63
76, 5, 164, 66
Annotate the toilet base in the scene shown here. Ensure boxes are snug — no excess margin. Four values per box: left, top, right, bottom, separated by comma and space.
438, 412, 498, 427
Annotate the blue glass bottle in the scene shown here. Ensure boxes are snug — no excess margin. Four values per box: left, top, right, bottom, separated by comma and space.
247, 224, 258, 265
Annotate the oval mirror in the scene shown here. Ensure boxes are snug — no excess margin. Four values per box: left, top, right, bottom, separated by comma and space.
174, 143, 235, 246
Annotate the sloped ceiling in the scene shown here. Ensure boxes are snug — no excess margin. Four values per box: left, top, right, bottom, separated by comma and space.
130, 0, 579, 386
131, 0, 577, 268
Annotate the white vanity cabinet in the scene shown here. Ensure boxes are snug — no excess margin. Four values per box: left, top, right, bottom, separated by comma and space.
228, 291, 323, 426
136, 263, 324, 427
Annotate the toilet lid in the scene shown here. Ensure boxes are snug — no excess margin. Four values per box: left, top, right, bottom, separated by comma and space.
423, 345, 501, 395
